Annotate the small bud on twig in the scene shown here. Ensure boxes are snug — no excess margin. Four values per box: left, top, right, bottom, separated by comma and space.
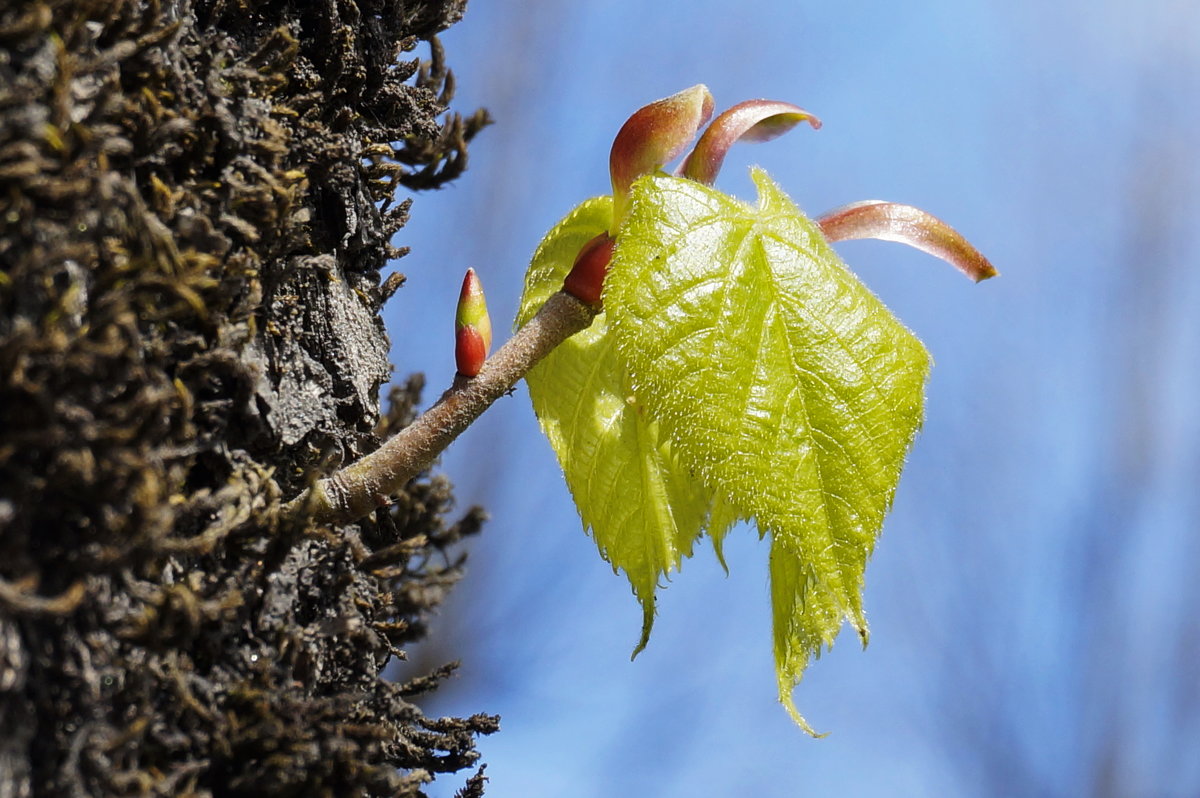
283, 289, 598, 527
455, 268, 492, 376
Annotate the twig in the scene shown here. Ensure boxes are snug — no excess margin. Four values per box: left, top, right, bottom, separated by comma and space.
282, 289, 597, 527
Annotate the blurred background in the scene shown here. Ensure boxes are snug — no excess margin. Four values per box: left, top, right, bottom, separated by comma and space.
384, 1, 1200, 795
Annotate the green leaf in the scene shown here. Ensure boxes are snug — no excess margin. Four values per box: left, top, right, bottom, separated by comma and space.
517, 197, 712, 655
605, 169, 930, 730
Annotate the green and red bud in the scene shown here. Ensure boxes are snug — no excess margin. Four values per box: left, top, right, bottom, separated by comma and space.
610, 84, 715, 230
816, 201, 998, 282
455, 268, 492, 377
562, 232, 616, 308
680, 100, 821, 185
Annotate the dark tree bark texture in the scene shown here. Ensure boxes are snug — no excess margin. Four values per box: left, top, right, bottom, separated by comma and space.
0, 1, 494, 795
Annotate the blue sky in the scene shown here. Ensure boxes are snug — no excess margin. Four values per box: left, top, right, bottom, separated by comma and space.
383, 1, 1200, 795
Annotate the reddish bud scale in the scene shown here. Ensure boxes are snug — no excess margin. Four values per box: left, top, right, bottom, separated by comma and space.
815, 201, 998, 283
562, 232, 616, 308
609, 84, 715, 229
455, 326, 489, 377
680, 99, 821, 185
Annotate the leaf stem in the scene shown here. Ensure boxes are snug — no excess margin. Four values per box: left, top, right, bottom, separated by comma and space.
282, 290, 598, 527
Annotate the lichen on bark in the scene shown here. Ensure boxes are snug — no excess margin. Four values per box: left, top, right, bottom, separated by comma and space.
0, 0, 495, 795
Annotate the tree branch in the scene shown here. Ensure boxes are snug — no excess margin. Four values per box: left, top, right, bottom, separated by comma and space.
282, 289, 597, 527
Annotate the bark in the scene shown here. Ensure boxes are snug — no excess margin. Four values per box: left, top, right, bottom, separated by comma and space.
0, 0, 494, 794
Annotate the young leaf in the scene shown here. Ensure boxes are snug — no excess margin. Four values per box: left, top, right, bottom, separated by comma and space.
605, 169, 931, 728
517, 197, 712, 654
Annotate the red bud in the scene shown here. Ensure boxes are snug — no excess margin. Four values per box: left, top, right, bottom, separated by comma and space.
562, 233, 616, 308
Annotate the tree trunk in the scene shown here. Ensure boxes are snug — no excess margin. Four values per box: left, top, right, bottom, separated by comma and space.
0, 1, 494, 794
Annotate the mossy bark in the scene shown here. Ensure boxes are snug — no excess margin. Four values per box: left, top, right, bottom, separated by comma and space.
0, 1, 494, 795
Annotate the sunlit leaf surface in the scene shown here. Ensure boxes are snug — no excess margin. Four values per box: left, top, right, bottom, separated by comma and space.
519, 169, 931, 731
605, 171, 930, 730
517, 197, 711, 654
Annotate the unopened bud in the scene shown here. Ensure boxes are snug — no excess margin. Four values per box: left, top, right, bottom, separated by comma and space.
562, 232, 616, 308
455, 268, 492, 376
